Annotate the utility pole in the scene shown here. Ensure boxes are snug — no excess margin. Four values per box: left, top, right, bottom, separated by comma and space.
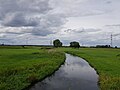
111, 34, 113, 47
50, 40, 52, 46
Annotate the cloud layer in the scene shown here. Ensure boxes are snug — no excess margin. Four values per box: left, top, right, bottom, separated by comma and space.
0, 0, 66, 36
0, 0, 120, 46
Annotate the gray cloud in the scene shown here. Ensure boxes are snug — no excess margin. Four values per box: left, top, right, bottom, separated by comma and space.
29, 27, 55, 36
2, 13, 39, 27
0, 0, 68, 37
106, 1, 112, 4
30, 14, 67, 36
0, 0, 51, 19
0, 0, 51, 27
0, 13, 67, 36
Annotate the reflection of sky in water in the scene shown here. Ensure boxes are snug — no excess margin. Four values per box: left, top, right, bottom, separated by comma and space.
30, 54, 99, 90
63, 55, 98, 81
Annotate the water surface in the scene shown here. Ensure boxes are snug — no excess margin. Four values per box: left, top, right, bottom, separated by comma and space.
30, 54, 99, 90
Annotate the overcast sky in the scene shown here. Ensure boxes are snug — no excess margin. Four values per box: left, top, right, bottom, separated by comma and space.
0, 0, 120, 46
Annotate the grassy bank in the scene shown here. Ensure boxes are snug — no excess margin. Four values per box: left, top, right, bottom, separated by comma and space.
1, 46, 120, 90
60, 48, 120, 90
0, 47, 65, 90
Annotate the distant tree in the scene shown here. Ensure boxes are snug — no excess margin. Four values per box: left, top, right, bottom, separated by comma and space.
22, 45, 25, 48
70, 41, 80, 48
96, 45, 110, 48
115, 46, 117, 48
53, 39, 62, 47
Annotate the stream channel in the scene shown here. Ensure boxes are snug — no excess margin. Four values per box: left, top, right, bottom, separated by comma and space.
30, 53, 99, 90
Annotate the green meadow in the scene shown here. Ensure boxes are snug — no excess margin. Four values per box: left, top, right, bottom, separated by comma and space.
60, 48, 120, 90
0, 46, 65, 90
0, 46, 120, 90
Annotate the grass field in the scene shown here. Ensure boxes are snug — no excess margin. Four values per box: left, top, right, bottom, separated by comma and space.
0, 46, 120, 90
0, 46, 65, 90
60, 48, 120, 90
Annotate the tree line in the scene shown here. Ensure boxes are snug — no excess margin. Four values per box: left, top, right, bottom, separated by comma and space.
53, 39, 80, 48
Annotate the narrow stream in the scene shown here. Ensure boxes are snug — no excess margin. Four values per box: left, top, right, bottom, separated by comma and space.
30, 54, 99, 90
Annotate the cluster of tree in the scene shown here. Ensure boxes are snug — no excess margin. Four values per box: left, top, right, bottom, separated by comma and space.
70, 41, 80, 48
53, 39, 62, 47
0, 43, 5, 46
53, 39, 80, 48
96, 45, 111, 48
